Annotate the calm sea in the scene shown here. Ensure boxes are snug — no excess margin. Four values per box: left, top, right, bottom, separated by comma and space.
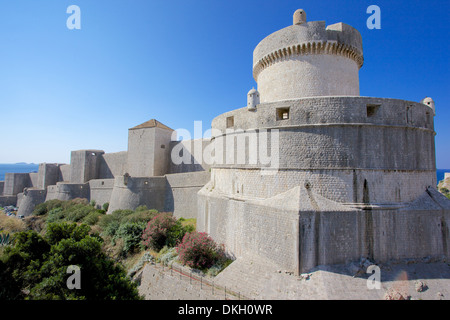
0, 164, 39, 181
0, 164, 448, 184
437, 169, 449, 183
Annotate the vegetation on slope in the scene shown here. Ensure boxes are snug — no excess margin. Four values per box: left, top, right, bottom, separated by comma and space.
0, 198, 230, 300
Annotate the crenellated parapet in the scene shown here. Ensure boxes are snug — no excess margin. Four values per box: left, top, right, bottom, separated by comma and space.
253, 11, 364, 102
253, 39, 364, 81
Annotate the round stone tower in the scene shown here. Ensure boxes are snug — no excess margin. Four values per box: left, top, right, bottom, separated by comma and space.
198, 10, 449, 275
253, 9, 363, 103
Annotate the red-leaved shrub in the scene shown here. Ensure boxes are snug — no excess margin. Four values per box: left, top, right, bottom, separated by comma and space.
176, 231, 225, 269
141, 212, 177, 251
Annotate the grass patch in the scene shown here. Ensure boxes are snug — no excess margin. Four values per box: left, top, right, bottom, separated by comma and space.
0, 214, 26, 233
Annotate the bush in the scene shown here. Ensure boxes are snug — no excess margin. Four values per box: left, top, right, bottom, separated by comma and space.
98, 209, 134, 230
33, 199, 65, 216
141, 213, 190, 251
0, 223, 141, 300
45, 207, 65, 224
83, 211, 104, 225
159, 246, 178, 266
120, 209, 157, 225
102, 202, 109, 212
166, 220, 194, 248
113, 222, 146, 256
64, 204, 97, 222
141, 213, 177, 251
176, 231, 226, 270
102, 220, 121, 238
45, 222, 92, 245
135, 205, 148, 212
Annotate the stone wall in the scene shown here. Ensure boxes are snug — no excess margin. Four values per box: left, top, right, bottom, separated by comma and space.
70, 150, 105, 183
169, 139, 212, 174
165, 171, 211, 219
59, 164, 71, 182
198, 183, 450, 274
0, 196, 17, 207
17, 189, 47, 217
209, 97, 436, 205
45, 182, 90, 202
29, 173, 39, 188
198, 185, 300, 271
3, 173, 32, 196
89, 179, 115, 208
138, 263, 226, 300
98, 152, 127, 179
127, 127, 173, 177
107, 176, 167, 213
36, 163, 61, 189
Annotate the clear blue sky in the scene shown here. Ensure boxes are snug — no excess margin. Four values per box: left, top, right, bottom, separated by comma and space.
0, 0, 449, 168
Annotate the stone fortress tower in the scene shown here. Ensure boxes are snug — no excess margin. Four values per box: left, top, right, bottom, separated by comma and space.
0, 9, 448, 276
197, 10, 450, 273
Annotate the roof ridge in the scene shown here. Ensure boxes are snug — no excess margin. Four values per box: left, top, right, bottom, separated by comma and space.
130, 119, 173, 131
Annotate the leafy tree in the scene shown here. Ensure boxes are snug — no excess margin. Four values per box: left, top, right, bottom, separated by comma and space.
0, 223, 141, 300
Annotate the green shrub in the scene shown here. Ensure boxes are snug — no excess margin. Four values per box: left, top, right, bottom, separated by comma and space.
0, 224, 141, 300
45, 222, 92, 245
120, 210, 157, 225
102, 220, 120, 238
82, 211, 104, 225
113, 222, 146, 256
135, 205, 148, 212
45, 207, 65, 224
98, 209, 134, 230
166, 221, 194, 248
33, 199, 65, 216
102, 202, 109, 212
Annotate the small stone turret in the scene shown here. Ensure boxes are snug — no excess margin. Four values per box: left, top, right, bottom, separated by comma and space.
247, 88, 260, 110
293, 9, 306, 25
421, 97, 435, 115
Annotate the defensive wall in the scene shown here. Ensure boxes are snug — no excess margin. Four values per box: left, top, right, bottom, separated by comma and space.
1, 128, 212, 219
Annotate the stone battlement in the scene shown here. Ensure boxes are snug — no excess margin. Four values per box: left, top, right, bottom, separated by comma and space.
253, 21, 364, 80
253, 11, 363, 103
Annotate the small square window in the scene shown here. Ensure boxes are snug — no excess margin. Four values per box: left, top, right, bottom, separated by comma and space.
366, 104, 380, 117
276, 107, 290, 120
226, 116, 234, 128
